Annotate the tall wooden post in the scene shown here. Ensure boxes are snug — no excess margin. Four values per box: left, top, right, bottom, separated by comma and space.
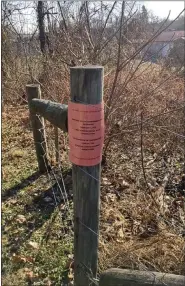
70, 66, 103, 286
26, 84, 48, 173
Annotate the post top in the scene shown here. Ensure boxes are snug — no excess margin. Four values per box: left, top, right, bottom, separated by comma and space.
26, 84, 40, 88
70, 65, 103, 69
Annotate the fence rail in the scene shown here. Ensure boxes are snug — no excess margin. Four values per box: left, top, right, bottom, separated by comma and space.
29, 97, 68, 132
99, 268, 185, 286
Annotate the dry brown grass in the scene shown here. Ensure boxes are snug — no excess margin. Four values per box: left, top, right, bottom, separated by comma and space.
98, 62, 185, 276
99, 182, 184, 274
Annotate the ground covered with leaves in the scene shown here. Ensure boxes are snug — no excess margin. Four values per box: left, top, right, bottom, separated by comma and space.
99, 142, 185, 274
2, 98, 185, 285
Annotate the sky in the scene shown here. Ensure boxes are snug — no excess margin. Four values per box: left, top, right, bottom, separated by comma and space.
143, 1, 185, 20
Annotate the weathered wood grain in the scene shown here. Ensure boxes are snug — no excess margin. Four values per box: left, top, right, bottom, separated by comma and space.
99, 268, 185, 286
70, 66, 104, 286
30, 98, 68, 132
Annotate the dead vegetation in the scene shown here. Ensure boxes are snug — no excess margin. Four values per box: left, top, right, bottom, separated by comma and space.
2, 1, 185, 285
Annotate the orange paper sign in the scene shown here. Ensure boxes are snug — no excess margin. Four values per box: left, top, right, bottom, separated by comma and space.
68, 101, 104, 166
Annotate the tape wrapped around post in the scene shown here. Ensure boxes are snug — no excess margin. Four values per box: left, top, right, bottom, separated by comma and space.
68, 101, 104, 166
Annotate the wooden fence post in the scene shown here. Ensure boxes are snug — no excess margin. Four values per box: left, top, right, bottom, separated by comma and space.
70, 66, 103, 286
26, 84, 48, 173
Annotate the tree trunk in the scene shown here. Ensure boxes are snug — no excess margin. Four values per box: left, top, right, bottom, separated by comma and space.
37, 1, 46, 54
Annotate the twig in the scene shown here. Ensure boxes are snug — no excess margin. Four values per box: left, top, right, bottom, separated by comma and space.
84, 1, 94, 49
140, 112, 148, 188
105, 1, 125, 120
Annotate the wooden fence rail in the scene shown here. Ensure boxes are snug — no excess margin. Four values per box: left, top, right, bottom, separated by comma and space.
29, 98, 68, 132
99, 268, 185, 286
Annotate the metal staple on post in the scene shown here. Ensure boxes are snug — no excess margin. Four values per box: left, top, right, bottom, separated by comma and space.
70, 66, 104, 286
26, 84, 48, 173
